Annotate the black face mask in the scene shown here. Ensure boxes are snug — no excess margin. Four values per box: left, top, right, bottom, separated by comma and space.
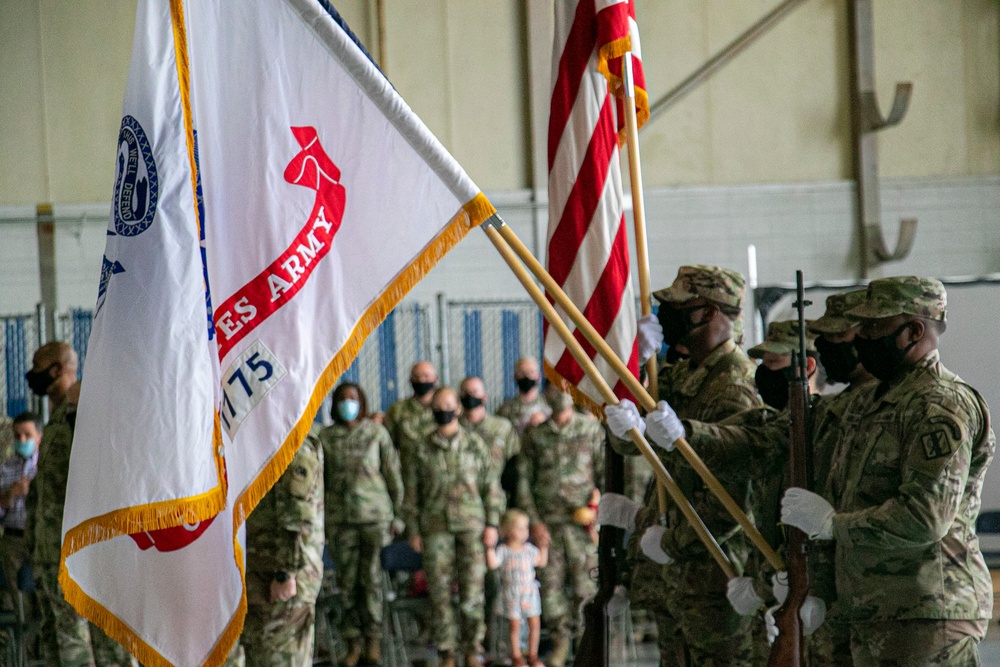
411, 380, 435, 397
516, 377, 537, 394
25, 363, 57, 397
432, 409, 456, 426
815, 337, 860, 385
658, 305, 708, 347
854, 324, 916, 381
755, 365, 793, 410
460, 394, 484, 410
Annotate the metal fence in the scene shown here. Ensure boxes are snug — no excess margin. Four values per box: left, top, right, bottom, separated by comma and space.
443, 299, 543, 413
0, 298, 546, 419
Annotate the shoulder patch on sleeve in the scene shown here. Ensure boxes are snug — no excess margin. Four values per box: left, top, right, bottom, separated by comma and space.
921, 428, 955, 460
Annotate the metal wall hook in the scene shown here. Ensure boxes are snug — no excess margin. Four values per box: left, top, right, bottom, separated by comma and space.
861, 82, 912, 131
868, 217, 917, 262
849, 0, 917, 277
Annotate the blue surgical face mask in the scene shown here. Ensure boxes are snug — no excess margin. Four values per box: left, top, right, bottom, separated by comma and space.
337, 399, 360, 422
15, 439, 35, 458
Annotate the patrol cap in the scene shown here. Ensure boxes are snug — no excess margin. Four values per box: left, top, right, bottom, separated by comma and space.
748, 320, 817, 359
808, 289, 866, 335
846, 276, 947, 323
652, 265, 745, 309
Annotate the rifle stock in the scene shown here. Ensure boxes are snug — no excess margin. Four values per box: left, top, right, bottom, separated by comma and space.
767, 271, 812, 667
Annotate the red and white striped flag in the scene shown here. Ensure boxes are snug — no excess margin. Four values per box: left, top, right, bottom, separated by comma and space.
544, 0, 647, 411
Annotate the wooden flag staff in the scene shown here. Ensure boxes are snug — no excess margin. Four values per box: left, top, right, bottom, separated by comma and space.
482, 220, 735, 578
490, 221, 784, 572
620, 52, 668, 520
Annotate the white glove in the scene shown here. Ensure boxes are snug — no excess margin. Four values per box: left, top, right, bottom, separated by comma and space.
639, 525, 672, 565
771, 571, 789, 605
764, 605, 780, 645
644, 400, 684, 452
604, 399, 644, 439
605, 584, 629, 618
597, 493, 641, 530
800, 596, 827, 635
637, 314, 664, 364
763, 596, 827, 642
726, 576, 764, 616
781, 488, 835, 540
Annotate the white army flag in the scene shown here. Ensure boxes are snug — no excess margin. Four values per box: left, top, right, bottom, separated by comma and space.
61, 0, 495, 664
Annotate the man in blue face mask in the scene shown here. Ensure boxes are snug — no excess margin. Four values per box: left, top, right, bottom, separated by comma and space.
0, 411, 42, 645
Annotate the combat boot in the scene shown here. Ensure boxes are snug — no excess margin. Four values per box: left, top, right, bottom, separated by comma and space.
548, 632, 570, 667
438, 650, 456, 667
342, 638, 362, 667
364, 637, 382, 666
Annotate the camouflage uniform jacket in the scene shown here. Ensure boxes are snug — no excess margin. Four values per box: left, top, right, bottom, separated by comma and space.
461, 413, 520, 485
684, 384, 872, 603
827, 350, 994, 622
403, 426, 503, 537
320, 419, 403, 528
383, 396, 434, 451
27, 400, 74, 566
655, 340, 761, 561
517, 412, 604, 526
496, 394, 551, 435
246, 434, 325, 578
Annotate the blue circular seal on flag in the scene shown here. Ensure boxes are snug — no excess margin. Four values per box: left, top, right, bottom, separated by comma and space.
113, 115, 158, 237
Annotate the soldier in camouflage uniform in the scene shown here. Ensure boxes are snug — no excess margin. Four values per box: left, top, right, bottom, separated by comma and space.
242, 429, 325, 666
383, 361, 437, 456
25, 343, 135, 667
608, 265, 761, 666
403, 388, 503, 667
679, 297, 873, 664
781, 277, 995, 666
320, 382, 402, 666
460, 376, 519, 505
496, 358, 551, 436
516, 384, 603, 667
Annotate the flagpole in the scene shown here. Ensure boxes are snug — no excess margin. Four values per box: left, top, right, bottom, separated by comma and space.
620, 51, 670, 521
493, 222, 784, 572
483, 220, 735, 578
622, 53, 658, 402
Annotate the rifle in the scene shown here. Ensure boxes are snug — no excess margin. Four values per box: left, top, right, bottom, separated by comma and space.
767, 270, 812, 666
574, 433, 625, 667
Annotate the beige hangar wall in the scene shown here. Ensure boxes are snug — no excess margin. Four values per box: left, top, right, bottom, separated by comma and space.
1, 0, 997, 206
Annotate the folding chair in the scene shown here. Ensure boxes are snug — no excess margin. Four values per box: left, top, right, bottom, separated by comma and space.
380, 541, 426, 667
976, 510, 1000, 569
314, 545, 344, 665
0, 561, 25, 667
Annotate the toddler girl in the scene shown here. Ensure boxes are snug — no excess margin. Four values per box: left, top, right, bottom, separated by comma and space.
486, 509, 549, 667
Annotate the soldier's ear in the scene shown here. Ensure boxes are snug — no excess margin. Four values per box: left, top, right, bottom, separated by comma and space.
907, 319, 925, 343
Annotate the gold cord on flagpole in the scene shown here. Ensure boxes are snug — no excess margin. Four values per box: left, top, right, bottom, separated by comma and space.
483, 222, 736, 579
493, 222, 784, 572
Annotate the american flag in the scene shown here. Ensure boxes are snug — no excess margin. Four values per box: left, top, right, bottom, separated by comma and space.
544, 0, 647, 411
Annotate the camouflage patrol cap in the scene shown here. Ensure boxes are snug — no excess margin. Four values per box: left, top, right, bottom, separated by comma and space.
846, 276, 947, 322
808, 289, 866, 335
652, 265, 745, 309
748, 320, 817, 359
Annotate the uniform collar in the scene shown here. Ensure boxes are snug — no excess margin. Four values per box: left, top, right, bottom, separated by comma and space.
678, 338, 736, 397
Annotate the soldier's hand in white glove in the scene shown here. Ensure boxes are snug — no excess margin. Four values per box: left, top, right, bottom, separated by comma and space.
604, 399, 644, 439
639, 525, 672, 565
644, 400, 684, 452
764, 605, 780, 645
763, 596, 827, 642
638, 314, 664, 364
726, 576, 764, 616
597, 493, 641, 530
771, 571, 789, 604
781, 488, 835, 540
605, 584, 630, 618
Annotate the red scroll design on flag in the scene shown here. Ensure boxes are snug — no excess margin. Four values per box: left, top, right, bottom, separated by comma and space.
213, 126, 346, 360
